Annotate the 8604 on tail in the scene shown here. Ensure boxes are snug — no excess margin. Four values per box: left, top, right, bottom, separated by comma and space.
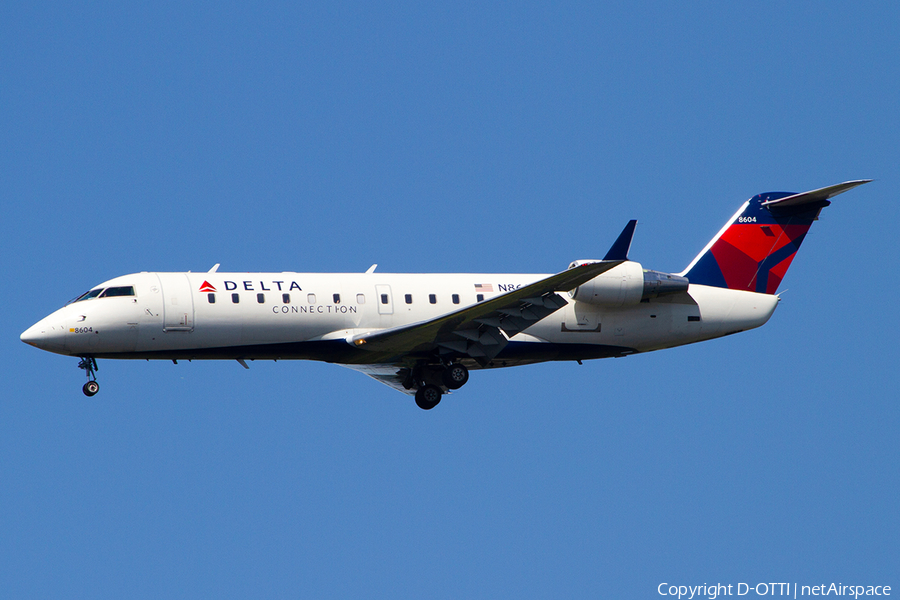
21, 181, 869, 409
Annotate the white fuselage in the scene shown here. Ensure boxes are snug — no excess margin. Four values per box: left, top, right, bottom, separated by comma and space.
21, 268, 779, 367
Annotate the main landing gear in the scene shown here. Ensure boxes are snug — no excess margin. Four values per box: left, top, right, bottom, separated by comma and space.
413, 362, 469, 410
415, 385, 443, 410
442, 363, 469, 390
78, 357, 99, 397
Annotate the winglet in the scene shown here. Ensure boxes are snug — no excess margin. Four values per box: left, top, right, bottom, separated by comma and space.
603, 220, 638, 261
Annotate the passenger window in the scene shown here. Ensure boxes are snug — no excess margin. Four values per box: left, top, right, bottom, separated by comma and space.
308, 293, 316, 304
333, 293, 341, 304
357, 293, 365, 304
429, 294, 436, 304
283, 293, 290, 304
381, 294, 389, 305
405, 294, 412, 304
208, 293, 216, 304
477, 294, 484, 302
452, 294, 460, 304
232, 293, 240, 304
257, 293, 265, 304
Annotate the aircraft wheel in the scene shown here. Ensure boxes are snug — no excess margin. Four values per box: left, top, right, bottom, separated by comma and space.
415, 385, 442, 410
83, 381, 100, 397
442, 363, 469, 390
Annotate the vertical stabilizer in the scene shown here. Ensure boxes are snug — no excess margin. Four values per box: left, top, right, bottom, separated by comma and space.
681, 180, 869, 294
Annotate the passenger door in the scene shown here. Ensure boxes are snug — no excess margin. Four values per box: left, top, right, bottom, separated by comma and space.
156, 273, 194, 332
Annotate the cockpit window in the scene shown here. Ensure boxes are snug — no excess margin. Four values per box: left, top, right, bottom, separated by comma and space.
73, 288, 104, 302
71, 285, 135, 303
100, 286, 135, 298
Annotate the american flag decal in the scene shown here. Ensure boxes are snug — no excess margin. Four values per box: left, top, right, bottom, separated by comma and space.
474, 283, 493, 292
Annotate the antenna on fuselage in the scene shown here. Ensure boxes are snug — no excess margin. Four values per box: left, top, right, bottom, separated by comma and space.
365, 264, 377, 274
208, 263, 220, 273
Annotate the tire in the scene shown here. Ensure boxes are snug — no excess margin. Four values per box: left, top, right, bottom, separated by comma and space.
415, 384, 442, 410
442, 363, 469, 390
83, 381, 100, 397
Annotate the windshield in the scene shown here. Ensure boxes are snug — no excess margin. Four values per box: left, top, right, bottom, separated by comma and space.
68, 285, 136, 304
100, 286, 135, 298
71, 288, 104, 303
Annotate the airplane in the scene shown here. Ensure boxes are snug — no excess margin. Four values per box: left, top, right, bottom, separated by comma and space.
21, 180, 869, 410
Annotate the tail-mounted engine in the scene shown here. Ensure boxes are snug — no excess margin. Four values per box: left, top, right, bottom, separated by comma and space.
567, 260, 689, 307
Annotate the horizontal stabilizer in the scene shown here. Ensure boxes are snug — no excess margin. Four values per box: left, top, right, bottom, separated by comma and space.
761, 180, 871, 208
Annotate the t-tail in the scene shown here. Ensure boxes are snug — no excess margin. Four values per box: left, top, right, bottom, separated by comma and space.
681, 180, 870, 294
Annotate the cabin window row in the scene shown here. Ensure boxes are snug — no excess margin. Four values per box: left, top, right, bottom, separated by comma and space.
399, 293, 473, 305
207, 292, 349, 305
209, 293, 301, 304
207, 292, 483, 305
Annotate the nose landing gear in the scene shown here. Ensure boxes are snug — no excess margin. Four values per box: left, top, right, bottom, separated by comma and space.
78, 357, 99, 397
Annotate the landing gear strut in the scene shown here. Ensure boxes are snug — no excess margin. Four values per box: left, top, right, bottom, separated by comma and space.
78, 357, 99, 397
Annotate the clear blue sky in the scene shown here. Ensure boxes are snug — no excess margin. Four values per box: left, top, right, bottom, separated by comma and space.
2, 2, 897, 598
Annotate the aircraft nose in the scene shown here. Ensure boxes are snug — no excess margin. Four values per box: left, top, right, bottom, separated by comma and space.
20, 324, 40, 346
20, 318, 68, 354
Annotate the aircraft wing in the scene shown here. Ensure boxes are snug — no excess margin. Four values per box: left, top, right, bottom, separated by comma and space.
346, 259, 624, 365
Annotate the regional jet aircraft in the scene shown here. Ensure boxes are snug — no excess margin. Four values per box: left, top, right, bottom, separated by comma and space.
21, 181, 869, 409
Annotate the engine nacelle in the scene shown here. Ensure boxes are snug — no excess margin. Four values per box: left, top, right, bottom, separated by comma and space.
568, 260, 645, 307
568, 261, 690, 306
